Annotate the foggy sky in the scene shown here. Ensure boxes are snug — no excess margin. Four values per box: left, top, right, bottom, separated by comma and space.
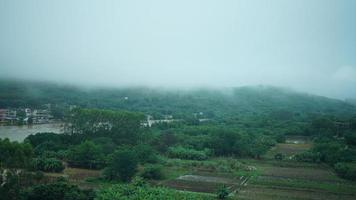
0, 0, 356, 99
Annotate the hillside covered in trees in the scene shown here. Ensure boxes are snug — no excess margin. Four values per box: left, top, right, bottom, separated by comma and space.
1, 79, 355, 120
1, 79, 356, 200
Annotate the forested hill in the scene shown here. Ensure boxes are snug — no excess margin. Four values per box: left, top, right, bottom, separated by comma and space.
0, 79, 355, 119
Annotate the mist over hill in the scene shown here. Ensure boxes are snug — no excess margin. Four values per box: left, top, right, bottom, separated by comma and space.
1, 79, 355, 119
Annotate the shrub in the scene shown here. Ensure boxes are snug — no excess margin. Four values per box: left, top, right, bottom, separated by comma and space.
0, 138, 33, 168
131, 176, 147, 187
23, 181, 95, 200
139, 165, 163, 180
134, 144, 158, 164
31, 157, 65, 173
275, 134, 286, 143
103, 149, 138, 182
67, 141, 105, 169
334, 163, 356, 181
167, 146, 208, 160
96, 183, 211, 200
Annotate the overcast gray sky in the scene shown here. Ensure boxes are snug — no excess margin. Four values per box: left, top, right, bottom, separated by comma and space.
0, 0, 355, 99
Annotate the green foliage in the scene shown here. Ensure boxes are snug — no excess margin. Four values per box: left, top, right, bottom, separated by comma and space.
152, 131, 178, 153
139, 164, 164, 180
95, 183, 212, 200
0, 138, 33, 168
216, 185, 230, 200
34, 141, 62, 156
345, 131, 356, 146
103, 149, 138, 182
2, 80, 355, 120
275, 134, 286, 143
23, 181, 95, 200
133, 144, 158, 164
167, 146, 209, 160
67, 141, 105, 169
312, 141, 348, 164
207, 129, 242, 156
26, 132, 63, 148
92, 137, 117, 155
334, 163, 356, 181
0, 169, 22, 200
31, 157, 64, 172
207, 129, 274, 158
68, 108, 144, 145
130, 176, 147, 187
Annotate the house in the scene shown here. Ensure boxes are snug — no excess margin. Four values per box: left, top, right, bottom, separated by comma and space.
0, 109, 17, 124
32, 109, 52, 124
23, 108, 53, 124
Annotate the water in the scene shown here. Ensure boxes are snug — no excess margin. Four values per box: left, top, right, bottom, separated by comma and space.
0, 123, 64, 142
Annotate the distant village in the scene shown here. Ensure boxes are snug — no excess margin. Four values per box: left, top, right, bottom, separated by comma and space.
1, 101, 210, 127
0, 107, 53, 125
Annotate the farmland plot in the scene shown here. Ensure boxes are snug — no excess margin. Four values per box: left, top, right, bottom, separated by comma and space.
236, 137, 356, 200
238, 185, 356, 200
161, 173, 243, 193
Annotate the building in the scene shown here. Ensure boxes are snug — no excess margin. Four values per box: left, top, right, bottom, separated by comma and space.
32, 109, 52, 124
23, 108, 53, 124
0, 109, 17, 124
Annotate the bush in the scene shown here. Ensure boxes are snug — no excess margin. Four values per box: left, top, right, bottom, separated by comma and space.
334, 163, 356, 181
34, 141, 61, 156
23, 181, 95, 200
167, 146, 209, 160
134, 144, 158, 164
31, 157, 65, 173
139, 165, 163, 180
0, 138, 33, 168
96, 183, 211, 200
103, 149, 138, 182
67, 141, 105, 169
275, 134, 286, 143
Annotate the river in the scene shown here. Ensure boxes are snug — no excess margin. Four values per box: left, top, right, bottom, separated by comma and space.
0, 123, 64, 142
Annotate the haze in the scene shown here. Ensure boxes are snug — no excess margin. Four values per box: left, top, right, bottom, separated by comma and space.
0, 0, 355, 99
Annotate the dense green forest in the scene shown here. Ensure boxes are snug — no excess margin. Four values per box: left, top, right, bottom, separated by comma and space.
1, 79, 356, 200
1, 79, 355, 119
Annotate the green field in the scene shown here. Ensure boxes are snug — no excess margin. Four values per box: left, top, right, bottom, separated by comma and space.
235, 138, 356, 200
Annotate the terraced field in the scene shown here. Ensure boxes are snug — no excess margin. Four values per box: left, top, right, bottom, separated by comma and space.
158, 137, 356, 200
236, 137, 356, 200
40, 136, 356, 200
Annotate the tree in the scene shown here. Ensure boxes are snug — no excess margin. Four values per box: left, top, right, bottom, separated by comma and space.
345, 131, 356, 146
139, 164, 164, 180
23, 180, 94, 200
0, 138, 33, 168
0, 169, 22, 200
334, 163, 356, 181
103, 149, 138, 182
133, 144, 158, 164
311, 117, 336, 136
67, 108, 144, 145
208, 130, 241, 156
31, 157, 64, 172
67, 141, 104, 169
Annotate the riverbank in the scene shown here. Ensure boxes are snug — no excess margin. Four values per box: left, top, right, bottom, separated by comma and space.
0, 123, 64, 142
